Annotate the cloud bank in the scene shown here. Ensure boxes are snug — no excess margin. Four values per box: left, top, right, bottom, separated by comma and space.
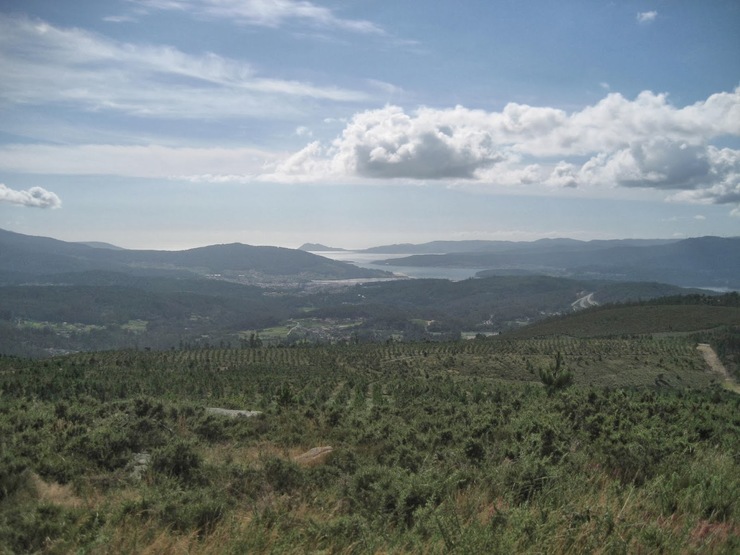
263, 88, 740, 212
0, 184, 61, 209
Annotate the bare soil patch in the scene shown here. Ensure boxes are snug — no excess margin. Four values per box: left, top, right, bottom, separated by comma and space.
697, 343, 740, 393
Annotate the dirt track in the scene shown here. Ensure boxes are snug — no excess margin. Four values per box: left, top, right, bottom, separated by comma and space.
697, 343, 739, 392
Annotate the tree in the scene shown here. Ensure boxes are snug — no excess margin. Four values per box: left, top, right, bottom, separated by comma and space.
538, 351, 573, 395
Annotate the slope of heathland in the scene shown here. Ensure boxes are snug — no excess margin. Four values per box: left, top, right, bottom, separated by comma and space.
1, 334, 738, 553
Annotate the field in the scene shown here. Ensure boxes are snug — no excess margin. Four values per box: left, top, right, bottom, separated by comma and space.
1, 333, 739, 553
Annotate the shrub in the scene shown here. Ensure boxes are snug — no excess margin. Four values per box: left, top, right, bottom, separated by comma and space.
263, 456, 303, 493
152, 440, 203, 484
538, 351, 573, 395
160, 492, 225, 535
0, 454, 31, 501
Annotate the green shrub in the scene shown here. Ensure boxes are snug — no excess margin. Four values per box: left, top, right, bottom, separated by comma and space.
160, 492, 225, 535
538, 351, 573, 395
263, 456, 303, 493
152, 440, 203, 484
0, 454, 31, 501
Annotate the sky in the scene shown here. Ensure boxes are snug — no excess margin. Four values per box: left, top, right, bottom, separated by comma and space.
0, 0, 739, 250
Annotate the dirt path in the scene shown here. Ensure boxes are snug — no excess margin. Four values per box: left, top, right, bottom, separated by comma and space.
697, 343, 739, 393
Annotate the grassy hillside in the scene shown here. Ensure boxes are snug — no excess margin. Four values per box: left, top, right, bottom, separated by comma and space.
1, 338, 738, 553
510, 304, 740, 339
509, 294, 740, 382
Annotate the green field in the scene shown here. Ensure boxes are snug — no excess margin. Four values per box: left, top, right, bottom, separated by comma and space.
1, 332, 738, 553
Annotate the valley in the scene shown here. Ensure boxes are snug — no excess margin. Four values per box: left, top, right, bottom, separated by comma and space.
1, 229, 738, 553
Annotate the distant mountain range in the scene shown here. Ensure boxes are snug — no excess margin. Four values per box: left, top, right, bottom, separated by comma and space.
7, 230, 738, 290
357, 238, 678, 254
3, 228, 736, 356
368, 236, 740, 290
0, 229, 389, 285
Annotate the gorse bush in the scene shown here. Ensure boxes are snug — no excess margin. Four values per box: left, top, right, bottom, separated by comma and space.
152, 439, 203, 484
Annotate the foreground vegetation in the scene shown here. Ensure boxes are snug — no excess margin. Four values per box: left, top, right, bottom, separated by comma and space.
1, 332, 739, 553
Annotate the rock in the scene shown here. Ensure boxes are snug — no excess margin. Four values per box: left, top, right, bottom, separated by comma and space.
294, 446, 333, 466
130, 452, 151, 481
205, 407, 263, 419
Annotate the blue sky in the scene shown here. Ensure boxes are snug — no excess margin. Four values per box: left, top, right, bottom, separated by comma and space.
1, 0, 738, 249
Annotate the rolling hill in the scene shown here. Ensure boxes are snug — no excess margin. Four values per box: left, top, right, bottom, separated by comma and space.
373, 236, 740, 289
0, 228, 390, 284
509, 293, 740, 339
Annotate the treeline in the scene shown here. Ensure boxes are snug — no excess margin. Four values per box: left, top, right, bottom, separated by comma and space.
648, 291, 740, 307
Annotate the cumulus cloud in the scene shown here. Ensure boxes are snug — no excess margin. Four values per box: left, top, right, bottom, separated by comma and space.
130, 0, 385, 34
0, 14, 369, 120
263, 88, 740, 212
0, 184, 61, 209
579, 139, 713, 190
637, 11, 658, 24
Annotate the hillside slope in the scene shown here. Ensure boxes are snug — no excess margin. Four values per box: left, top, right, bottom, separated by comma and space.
0, 228, 389, 283
509, 294, 740, 339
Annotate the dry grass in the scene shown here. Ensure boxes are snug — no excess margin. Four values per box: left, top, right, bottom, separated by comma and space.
688, 520, 740, 551
30, 473, 83, 509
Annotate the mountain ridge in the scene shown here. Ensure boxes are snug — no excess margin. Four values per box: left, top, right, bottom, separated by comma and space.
0, 228, 389, 284
372, 236, 740, 289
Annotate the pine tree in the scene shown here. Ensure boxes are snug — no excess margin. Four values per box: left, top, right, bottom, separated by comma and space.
538, 351, 573, 395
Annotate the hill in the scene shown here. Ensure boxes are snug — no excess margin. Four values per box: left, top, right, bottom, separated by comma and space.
298, 243, 348, 252
375, 236, 740, 289
1, 339, 738, 553
0, 228, 389, 285
0, 269, 703, 356
510, 293, 740, 339
361, 237, 677, 254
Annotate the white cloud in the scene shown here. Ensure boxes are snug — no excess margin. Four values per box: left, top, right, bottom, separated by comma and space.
263, 89, 740, 212
0, 14, 369, 120
0, 184, 61, 209
130, 0, 385, 34
637, 11, 658, 24
578, 139, 713, 190
102, 15, 137, 23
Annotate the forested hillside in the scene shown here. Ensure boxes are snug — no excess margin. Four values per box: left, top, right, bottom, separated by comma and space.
0, 271, 711, 356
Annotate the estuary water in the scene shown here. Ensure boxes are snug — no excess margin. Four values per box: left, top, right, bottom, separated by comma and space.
312, 251, 481, 281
